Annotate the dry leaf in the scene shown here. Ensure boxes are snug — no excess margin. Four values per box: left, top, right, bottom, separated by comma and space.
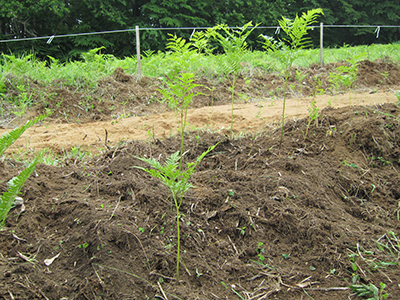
44, 253, 60, 266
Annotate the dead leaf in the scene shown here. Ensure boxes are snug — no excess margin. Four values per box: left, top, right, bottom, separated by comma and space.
44, 253, 60, 266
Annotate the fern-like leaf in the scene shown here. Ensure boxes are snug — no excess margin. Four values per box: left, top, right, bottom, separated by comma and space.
0, 150, 44, 227
0, 113, 50, 157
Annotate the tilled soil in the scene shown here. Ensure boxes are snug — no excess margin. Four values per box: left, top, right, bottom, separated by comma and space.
0, 60, 400, 299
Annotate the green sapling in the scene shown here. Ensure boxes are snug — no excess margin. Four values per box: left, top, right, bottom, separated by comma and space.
135, 142, 219, 281
259, 8, 323, 144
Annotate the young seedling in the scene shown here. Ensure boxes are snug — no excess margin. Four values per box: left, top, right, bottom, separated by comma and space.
135, 142, 219, 281
259, 8, 323, 145
158, 69, 202, 170
304, 98, 319, 139
140, 48, 221, 280
350, 282, 388, 300
207, 22, 258, 135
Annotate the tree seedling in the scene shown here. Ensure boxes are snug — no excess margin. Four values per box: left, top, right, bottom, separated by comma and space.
259, 8, 323, 145
135, 142, 219, 281
207, 22, 258, 135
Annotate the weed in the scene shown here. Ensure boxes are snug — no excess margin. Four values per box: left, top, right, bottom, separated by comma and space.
329, 54, 364, 93
369, 156, 391, 167
342, 160, 358, 169
391, 89, 400, 107
350, 282, 388, 300
77, 242, 89, 249
237, 226, 246, 236
304, 98, 319, 139
256, 242, 266, 264
295, 69, 307, 82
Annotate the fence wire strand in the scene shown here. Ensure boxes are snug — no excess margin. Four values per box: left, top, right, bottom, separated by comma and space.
0, 24, 399, 44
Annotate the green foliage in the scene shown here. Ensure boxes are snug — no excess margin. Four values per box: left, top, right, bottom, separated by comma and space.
141, 40, 215, 281
350, 283, 388, 300
1, 1, 400, 59
206, 21, 258, 54
392, 89, 400, 107
0, 113, 50, 228
304, 98, 319, 139
0, 151, 44, 227
158, 70, 202, 169
159, 71, 201, 113
259, 8, 323, 144
328, 55, 364, 91
0, 114, 50, 157
207, 22, 258, 134
135, 142, 219, 280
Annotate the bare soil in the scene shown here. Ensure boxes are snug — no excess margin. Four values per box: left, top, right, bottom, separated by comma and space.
0, 60, 400, 299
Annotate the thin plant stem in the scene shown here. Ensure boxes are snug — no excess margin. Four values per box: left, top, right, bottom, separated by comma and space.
173, 193, 181, 281
179, 105, 189, 172
230, 77, 236, 136
280, 71, 289, 145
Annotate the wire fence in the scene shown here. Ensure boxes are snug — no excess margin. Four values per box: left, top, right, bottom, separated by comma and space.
1, 24, 399, 75
1, 24, 398, 44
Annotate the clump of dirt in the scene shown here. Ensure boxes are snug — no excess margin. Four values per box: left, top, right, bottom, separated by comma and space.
0, 102, 399, 299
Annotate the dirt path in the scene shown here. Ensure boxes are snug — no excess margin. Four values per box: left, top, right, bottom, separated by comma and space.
1, 91, 397, 154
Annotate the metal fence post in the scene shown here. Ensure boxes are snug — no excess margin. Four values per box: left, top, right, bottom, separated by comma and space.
320, 22, 324, 66
136, 25, 142, 76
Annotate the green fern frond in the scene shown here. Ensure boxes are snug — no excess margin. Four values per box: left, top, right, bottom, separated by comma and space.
0, 150, 44, 227
0, 113, 50, 157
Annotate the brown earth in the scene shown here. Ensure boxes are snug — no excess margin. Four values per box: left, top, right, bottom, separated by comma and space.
0, 60, 400, 299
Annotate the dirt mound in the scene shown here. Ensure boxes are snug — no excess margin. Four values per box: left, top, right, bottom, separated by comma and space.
1, 101, 399, 299
2, 60, 400, 128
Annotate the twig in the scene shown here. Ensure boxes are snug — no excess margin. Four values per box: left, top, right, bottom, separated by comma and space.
149, 271, 176, 281
303, 287, 350, 291
227, 235, 239, 255
105, 129, 110, 150
8, 290, 15, 300
62, 171, 75, 177
109, 196, 121, 220
92, 265, 104, 285
157, 282, 169, 300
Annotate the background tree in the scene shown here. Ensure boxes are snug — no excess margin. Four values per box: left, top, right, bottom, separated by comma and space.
0, 0, 399, 60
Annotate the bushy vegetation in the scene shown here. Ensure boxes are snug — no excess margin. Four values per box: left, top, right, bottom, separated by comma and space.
1, 0, 399, 59
1, 19, 400, 127
1, 43, 400, 88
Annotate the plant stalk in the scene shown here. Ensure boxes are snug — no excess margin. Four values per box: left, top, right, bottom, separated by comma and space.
174, 193, 182, 281
280, 71, 289, 145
